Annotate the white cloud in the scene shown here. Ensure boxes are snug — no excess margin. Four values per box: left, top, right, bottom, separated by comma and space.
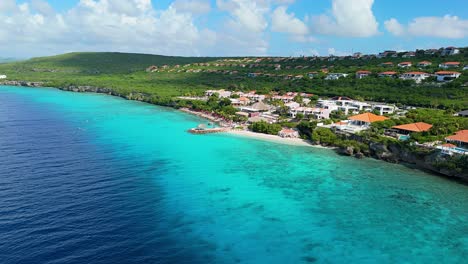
311, 0, 379, 37
384, 18, 405, 36
385, 15, 468, 39
172, 0, 211, 15
271, 6, 308, 35
217, 0, 269, 33
0, 0, 220, 57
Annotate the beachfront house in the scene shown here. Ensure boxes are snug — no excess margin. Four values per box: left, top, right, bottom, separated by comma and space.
278, 128, 299, 138
439, 62, 461, 69
356, 70, 372, 79
399, 72, 430, 83
325, 73, 348, 80
435, 71, 461, 82
398, 62, 412, 68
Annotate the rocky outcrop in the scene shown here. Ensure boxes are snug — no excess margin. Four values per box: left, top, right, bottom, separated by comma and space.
1, 80, 44, 87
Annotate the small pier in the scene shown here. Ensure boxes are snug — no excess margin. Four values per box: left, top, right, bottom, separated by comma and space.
188, 127, 229, 134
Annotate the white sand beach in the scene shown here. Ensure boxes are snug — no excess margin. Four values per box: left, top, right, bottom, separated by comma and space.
226, 129, 332, 149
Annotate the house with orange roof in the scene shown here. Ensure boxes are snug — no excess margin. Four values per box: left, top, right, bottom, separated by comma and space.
380, 62, 394, 67
400, 71, 430, 83
435, 71, 461, 82
398, 62, 412, 68
392, 122, 433, 135
335, 113, 389, 133
278, 128, 299, 138
439, 62, 461, 69
356, 70, 372, 79
443, 130, 468, 154
378, 71, 397, 78
417, 61, 432, 67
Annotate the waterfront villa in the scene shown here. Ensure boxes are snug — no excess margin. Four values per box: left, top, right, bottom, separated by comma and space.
417, 61, 432, 67
442, 130, 468, 155
435, 71, 461, 82
334, 113, 389, 133
356, 70, 372, 79
392, 122, 432, 136
400, 72, 430, 83
439, 62, 461, 69
378, 71, 397, 78
398, 62, 412, 68
278, 128, 299, 138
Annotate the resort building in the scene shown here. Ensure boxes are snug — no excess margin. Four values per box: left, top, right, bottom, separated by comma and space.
439, 62, 461, 69
356, 70, 372, 79
400, 72, 430, 83
435, 71, 461, 82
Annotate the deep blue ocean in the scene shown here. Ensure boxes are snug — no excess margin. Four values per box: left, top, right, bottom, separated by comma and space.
0, 86, 467, 264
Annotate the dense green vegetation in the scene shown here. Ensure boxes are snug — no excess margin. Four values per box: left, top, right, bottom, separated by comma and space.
0, 50, 466, 109
249, 121, 282, 135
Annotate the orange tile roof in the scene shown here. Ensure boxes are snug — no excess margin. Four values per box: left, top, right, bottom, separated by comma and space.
446, 130, 468, 143
418, 61, 431, 64
405, 71, 428, 75
379, 71, 397, 75
435, 71, 461, 75
441, 143, 456, 148
392, 122, 433, 132
349, 113, 389, 123
356, 70, 372, 74
443, 62, 460, 65
399, 62, 412, 65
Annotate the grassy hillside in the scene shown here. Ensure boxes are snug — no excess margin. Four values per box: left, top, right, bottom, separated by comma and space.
0, 51, 467, 108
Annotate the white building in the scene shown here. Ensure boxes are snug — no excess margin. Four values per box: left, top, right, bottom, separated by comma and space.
289, 107, 332, 120
372, 104, 397, 115
356, 71, 371, 79
205, 89, 232, 98
435, 71, 461, 82
0, 75, 6, 79
400, 72, 430, 83
398, 62, 412, 68
325, 73, 348, 80
441, 47, 460, 56
439, 62, 461, 69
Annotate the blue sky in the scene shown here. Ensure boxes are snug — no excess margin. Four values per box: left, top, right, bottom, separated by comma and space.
2, 0, 467, 58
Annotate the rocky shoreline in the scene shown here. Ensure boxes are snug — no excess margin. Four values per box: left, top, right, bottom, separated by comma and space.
2, 81, 466, 182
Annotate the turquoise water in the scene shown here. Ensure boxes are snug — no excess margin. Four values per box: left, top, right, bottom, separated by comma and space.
1, 85, 467, 263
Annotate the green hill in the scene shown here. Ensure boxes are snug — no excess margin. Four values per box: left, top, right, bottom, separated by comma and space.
0, 51, 467, 109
